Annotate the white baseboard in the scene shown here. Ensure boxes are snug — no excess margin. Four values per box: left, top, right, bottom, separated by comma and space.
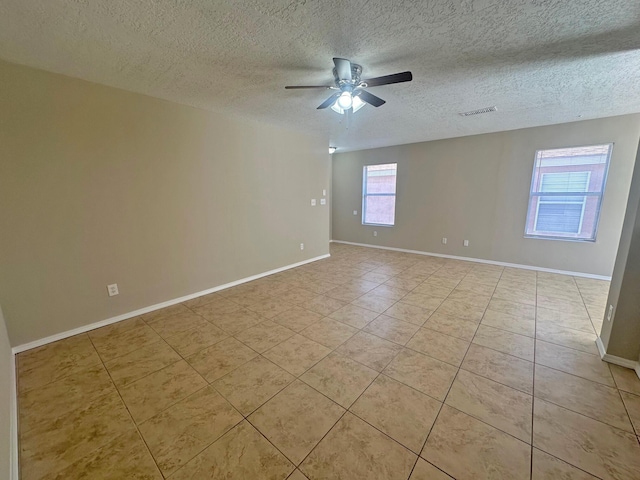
596, 337, 640, 378
11, 253, 330, 355
331, 240, 611, 281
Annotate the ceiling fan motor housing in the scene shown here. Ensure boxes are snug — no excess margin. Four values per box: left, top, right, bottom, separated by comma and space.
333, 63, 363, 90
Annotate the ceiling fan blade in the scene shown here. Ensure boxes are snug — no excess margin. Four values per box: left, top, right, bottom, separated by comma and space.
285, 85, 333, 89
333, 58, 352, 82
317, 92, 341, 109
356, 90, 386, 107
362, 71, 413, 87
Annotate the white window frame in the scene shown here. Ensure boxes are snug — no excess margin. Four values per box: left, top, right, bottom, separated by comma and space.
362, 163, 397, 227
524, 144, 613, 242
533, 171, 590, 235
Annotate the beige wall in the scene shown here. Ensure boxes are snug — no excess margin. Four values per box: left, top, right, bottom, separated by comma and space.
600, 141, 640, 361
332, 115, 640, 276
0, 60, 330, 346
0, 305, 14, 479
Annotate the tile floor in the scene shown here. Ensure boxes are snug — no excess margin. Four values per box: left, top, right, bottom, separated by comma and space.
16, 243, 640, 480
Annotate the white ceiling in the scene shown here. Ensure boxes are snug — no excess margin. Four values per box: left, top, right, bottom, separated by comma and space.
1, 0, 639, 151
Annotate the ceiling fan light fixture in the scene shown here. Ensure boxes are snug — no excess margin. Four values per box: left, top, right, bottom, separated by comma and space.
330, 95, 365, 115
337, 91, 353, 109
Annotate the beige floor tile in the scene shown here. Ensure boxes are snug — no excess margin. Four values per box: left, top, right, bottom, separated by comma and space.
262, 334, 331, 376
536, 286, 584, 305
455, 279, 497, 296
246, 297, 294, 319
536, 306, 594, 333
384, 276, 424, 291
213, 356, 294, 416
118, 360, 207, 424
351, 292, 397, 313
329, 304, 379, 328
610, 364, 640, 395
532, 448, 599, 479
422, 405, 531, 480
300, 295, 347, 316
535, 364, 633, 432
17, 334, 101, 393
537, 295, 589, 317
368, 284, 409, 300
423, 276, 460, 289
208, 308, 263, 335
226, 291, 273, 308
411, 283, 453, 299
20, 391, 134, 480
288, 469, 310, 480
461, 344, 533, 394
435, 298, 485, 322
90, 320, 163, 362
191, 298, 242, 319
186, 337, 258, 382
43, 430, 163, 480
300, 412, 416, 480
423, 313, 479, 341
402, 292, 445, 310
535, 340, 614, 387
472, 324, 534, 361
300, 353, 378, 408
360, 271, 394, 284
481, 309, 535, 337
276, 287, 318, 305
138, 386, 242, 477
487, 298, 536, 320
141, 303, 191, 323
533, 398, 640, 480
446, 289, 492, 308
445, 369, 533, 442
383, 349, 457, 401
300, 317, 357, 349
409, 459, 453, 479
335, 331, 402, 371
620, 391, 640, 436
19, 363, 115, 434
384, 302, 433, 326
536, 322, 598, 355
492, 284, 536, 305
163, 322, 228, 357
351, 375, 441, 453
249, 380, 345, 465
363, 314, 421, 345
105, 341, 181, 387
170, 421, 294, 480
272, 306, 323, 332
406, 328, 469, 366
234, 320, 295, 353
148, 311, 210, 339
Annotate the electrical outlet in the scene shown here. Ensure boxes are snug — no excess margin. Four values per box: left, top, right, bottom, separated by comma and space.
353, 210, 358, 215
442, 237, 447, 245
107, 284, 119, 297
320, 198, 326, 205
463, 240, 469, 247
300, 243, 304, 251
607, 304, 614, 321
311, 199, 316, 206
373, 231, 378, 237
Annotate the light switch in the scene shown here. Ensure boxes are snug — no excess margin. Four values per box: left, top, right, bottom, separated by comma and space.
320, 198, 326, 205
322, 189, 327, 196
311, 199, 316, 206
353, 210, 358, 215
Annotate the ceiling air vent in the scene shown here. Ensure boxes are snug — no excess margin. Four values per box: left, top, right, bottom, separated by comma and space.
459, 106, 497, 117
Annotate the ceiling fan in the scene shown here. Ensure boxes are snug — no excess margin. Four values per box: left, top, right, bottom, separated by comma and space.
285, 58, 413, 114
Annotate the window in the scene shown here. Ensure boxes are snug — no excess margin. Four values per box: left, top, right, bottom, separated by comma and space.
363, 163, 397, 226
525, 144, 612, 241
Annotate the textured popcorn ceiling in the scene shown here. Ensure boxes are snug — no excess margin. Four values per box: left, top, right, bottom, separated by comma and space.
1, 0, 639, 151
